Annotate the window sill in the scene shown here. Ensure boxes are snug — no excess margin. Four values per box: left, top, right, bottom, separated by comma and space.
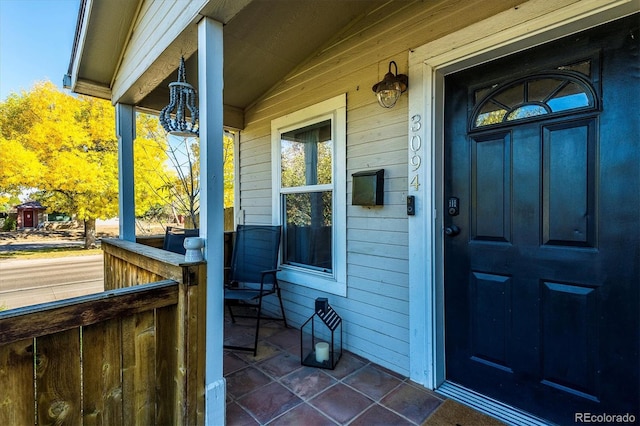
277, 266, 346, 297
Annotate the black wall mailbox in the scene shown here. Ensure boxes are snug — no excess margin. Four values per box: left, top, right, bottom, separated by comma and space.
352, 169, 384, 206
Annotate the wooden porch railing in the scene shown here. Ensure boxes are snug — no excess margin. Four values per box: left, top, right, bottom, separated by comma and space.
0, 238, 206, 425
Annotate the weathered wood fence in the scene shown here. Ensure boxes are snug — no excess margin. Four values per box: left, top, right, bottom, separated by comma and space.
0, 238, 206, 425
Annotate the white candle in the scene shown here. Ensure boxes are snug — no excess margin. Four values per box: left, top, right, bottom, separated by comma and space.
315, 341, 330, 363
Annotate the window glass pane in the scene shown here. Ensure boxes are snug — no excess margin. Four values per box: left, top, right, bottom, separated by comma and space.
474, 85, 496, 104
547, 82, 590, 112
473, 73, 595, 129
558, 60, 591, 77
506, 104, 548, 121
283, 191, 332, 271
493, 83, 524, 109
281, 120, 332, 188
527, 78, 563, 103
475, 101, 507, 127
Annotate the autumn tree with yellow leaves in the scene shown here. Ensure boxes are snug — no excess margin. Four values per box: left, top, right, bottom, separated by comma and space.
0, 82, 171, 248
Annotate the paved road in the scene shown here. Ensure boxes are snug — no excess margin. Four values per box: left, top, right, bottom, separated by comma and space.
0, 255, 104, 310
0, 240, 87, 252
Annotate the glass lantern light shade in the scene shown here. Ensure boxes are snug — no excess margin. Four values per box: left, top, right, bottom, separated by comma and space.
301, 298, 342, 370
372, 61, 408, 108
159, 56, 200, 137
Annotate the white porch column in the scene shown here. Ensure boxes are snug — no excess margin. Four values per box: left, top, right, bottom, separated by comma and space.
198, 17, 226, 425
115, 103, 136, 241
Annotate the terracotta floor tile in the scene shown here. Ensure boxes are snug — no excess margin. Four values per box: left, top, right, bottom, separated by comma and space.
224, 351, 249, 376
237, 381, 302, 424
258, 320, 288, 338
226, 366, 272, 399
269, 402, 338, 426
309, 383, 373, 424
380, 382, 442, 424
222, 312, 495, 425
280, 367, 337, 399
235, 341, 282, 363
343, 364, 403, 401
265, 326, 300, 350
324, 352, 367, 380
349, 403, 414, 426
226, 401, 259, 426
257, 351, 303, 379
284, 341, 302, 358
371, 362, 407, 380
224, 322, 257, 348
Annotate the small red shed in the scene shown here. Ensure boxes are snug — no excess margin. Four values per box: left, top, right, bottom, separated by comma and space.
15, 201, 46, 229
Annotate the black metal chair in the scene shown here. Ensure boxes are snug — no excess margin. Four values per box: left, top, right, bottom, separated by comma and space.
224, 224, 287, 355
163, 226, 199, 255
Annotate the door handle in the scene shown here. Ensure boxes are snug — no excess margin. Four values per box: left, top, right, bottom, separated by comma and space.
445, 225, 461, 236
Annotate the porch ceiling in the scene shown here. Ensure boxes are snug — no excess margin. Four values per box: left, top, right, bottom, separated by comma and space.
67, 0, 387, 128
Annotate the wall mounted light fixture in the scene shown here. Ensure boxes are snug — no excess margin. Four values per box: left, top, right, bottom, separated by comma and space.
372, 61, 408, 108
159, 56, 199, 137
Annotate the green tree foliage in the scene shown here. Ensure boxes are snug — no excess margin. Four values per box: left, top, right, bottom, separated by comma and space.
0, 81, 169, 247
0, 195, 20, 214
2, 217, 17, 231
280, 138, 332, 227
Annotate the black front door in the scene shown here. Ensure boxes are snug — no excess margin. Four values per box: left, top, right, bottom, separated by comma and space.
444, 15, 639, 424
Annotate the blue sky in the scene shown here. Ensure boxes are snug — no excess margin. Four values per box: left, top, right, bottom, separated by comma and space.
0, 0, 80, 101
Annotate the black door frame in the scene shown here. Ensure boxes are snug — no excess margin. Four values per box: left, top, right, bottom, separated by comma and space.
405, 0, 638, 414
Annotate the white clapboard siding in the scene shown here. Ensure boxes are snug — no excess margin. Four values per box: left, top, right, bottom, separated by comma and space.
113, 0, 207, 103
348, 267, 409, 295
346, 286, 409, 318
348, 240, 408, 261
348, 278, 409, 309
347, 205, 405, 221
347, 217, 406, 233
346, 331, 410, 374
239, 177, 271, 192
347, 228, 408, 246
238, 0, 526, 375
348, 150, 407, 171
347, 265, 408, 290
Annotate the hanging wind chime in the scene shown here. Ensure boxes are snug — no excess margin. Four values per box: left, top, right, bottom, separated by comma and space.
159, 56, 199, 137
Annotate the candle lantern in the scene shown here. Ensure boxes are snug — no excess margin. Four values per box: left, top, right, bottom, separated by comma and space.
300, 298, 342, 369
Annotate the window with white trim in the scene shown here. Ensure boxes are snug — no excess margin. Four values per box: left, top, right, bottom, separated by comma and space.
272, 94, 346, 296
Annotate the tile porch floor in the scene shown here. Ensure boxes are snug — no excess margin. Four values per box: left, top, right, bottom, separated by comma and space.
224, 315, 450, 425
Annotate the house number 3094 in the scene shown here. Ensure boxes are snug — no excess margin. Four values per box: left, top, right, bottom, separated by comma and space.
410, 114, 422, 190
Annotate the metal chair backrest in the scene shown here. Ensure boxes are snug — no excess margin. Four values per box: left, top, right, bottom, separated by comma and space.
229, 225, 281, 286
163, 226, 199, 255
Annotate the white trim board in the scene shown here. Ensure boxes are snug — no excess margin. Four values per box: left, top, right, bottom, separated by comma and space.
270, 94, 348, 297
407, 0, 639, 389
